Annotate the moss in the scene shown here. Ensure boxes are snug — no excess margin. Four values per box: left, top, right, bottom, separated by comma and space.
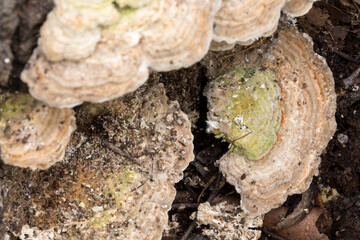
209, 66, 282, 160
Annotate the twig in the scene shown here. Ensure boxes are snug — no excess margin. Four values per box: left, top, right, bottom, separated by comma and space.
191, 161, 208, 177
343, 65, 360, 89
184, 183, 199, 201
180, 173, 225, 239
350, 0, 360, 12
180, 220, 197, 240
333, 49, 358, 63
104, 141, 139, 165
172, 203, 201, 210
229, 131, 252, 149
104, 141, 151, 177
224, 190, 237, 197
197, 174, 217, 203
207, 173, 223, 203
275, 183, 316, 230
131, 178, 149, 192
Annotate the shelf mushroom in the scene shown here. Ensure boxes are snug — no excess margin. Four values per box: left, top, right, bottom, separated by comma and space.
20, 0, 318, 108
21, 0, 221, 108
0, 92, 76, 169
0, 83, 194, 240
205, 28, 336, 215
211, 0, 318, 50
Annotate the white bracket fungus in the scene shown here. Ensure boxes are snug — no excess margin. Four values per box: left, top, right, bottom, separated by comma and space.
205, 28, 336, 216
20, 0, 318, 108
0, 93, 76, 169
21, 0, 221, 108
1, 83, 194, 239
211, 0, 318, 50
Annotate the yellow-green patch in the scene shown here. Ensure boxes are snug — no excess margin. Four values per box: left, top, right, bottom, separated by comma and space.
209, 66, 282, 160
0, 93, 35, 127
103, 167, 141, 208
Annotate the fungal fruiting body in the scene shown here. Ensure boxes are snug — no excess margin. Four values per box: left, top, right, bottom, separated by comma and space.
1, 83, 194, 240
0, 93, 76, 169
211, 0, 318, 50
205, 28, 336, 216
21, 0, 221, 108
212, 0, 286, 45
20, 0, 319, 108
206, 66, 282, 160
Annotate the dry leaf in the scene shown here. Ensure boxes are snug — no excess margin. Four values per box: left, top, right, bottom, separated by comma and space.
264, 207, 329, 240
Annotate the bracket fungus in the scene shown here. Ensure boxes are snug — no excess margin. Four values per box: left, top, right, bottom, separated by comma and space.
211, 0, 317, 50
205, 28, 336, 215
0, 83, 194, 239
19, 0, 319, 107
21, 0, 221, 108
0, 92, 76, 169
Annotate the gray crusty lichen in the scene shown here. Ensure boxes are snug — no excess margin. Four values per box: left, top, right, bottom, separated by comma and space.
0, 81, 194, 240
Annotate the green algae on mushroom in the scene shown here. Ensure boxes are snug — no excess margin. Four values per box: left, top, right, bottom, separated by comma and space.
206, 66, 282, 160
0, 82, 194, 240
0, 92, 76, 169
204, 28, 336, 216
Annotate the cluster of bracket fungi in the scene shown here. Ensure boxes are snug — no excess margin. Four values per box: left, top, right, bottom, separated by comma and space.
0, 0, 337, 239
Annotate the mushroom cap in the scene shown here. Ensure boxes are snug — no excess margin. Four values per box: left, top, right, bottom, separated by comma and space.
39, 11, 101, 62
21, 44, 149, 108
39, 0, 120, 61
1, 83, 194, 239
211, 0, 317, 50
0, 93, 76, 169
205, 28, 336, 215
140, 0, 221, 71
21, 0, 221, 108
213, 0, 286, 44
206, 66, 282, 160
